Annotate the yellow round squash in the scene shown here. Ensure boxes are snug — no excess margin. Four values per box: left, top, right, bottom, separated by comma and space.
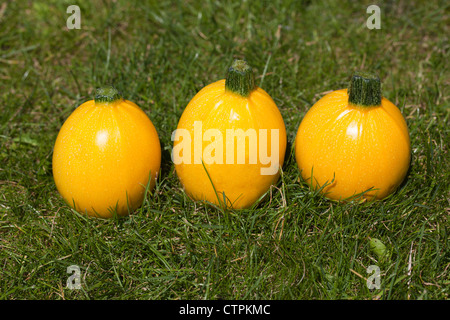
52, 86, 161, 218
172, 60, 287, 209
295, 72, 411, 201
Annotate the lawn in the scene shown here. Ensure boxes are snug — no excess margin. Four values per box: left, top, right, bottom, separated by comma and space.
0, 0, 448, 300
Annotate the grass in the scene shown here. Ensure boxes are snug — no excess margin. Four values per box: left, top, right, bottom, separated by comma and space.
0, 0, 448, 300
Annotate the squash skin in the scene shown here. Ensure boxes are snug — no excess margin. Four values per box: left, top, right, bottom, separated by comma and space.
52, 98, 161, 218
173, 79, 287, 209
295, 88, 411, 201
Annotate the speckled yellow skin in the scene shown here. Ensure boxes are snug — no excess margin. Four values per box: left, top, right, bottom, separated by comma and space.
52, 99, 161, 218
295, 89, 411, 201
174, 79, 287, 209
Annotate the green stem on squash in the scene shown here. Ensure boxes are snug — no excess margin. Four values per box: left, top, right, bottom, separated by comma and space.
94, 85, 123, 104
225, 59, 256, 97
348, 71, 382, 107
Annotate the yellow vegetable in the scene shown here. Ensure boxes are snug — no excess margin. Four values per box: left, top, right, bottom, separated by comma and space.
173, 60, 287, 209
52, 86, 161, 218
295, 72, 411, 201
